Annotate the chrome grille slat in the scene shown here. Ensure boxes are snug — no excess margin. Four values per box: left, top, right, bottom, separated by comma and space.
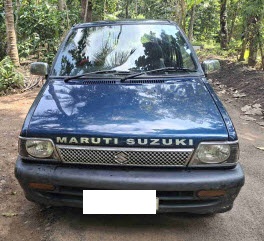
56, 145, 193, 167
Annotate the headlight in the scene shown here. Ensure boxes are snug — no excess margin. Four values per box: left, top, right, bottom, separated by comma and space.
19, 137, 59, 161
26, 140, 54, 158
189, 141, 239, 166
197, 144, 230, 163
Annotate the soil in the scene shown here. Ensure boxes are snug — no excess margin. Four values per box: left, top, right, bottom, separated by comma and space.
0, 60, 263, 241
0, 89, 45, 241
210, 60, 264, 107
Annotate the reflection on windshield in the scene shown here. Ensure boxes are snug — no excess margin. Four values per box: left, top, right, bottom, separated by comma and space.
52, 24, 195, 76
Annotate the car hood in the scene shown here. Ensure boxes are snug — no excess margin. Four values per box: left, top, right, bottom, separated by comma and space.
26, 78, 228, 147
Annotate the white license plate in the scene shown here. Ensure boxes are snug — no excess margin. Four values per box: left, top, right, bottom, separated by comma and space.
83, 190, 157, 214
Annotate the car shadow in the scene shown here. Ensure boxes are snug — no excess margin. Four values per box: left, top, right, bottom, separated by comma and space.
39, 205, 217, 231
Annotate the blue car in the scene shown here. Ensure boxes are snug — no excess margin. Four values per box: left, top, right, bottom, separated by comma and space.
15, 20, 244, 214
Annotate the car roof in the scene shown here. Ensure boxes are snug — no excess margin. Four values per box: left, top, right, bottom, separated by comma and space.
73, 19, 174, 29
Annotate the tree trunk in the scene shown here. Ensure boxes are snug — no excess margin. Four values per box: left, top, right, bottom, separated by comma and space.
15, 0, 21, 31
239, 38, 247, 61
65, 1, 70, 29
103, 0, 106, 20
228, 1, 239, 43
174, 0, 187, 30
248, 17, 260, 67
58, 0, 65, 11
180, 0, 187, 32
248, 35, 258, 67
220, 0, 228, 50
4, 0, 20, 66
259, 34, 264, 70
256, 16, 264, 70
188, 5, 196, 41
81, 0, 92, 22
125, 0, 129, 18
135, 0, 138, 17
239, 17, 250, 61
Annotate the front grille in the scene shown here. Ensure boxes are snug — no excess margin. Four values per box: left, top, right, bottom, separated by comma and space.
56, 146, 193, 167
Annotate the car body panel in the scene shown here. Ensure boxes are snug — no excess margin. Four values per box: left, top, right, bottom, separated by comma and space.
16, 157, 244, 214
24, 77, 229, 148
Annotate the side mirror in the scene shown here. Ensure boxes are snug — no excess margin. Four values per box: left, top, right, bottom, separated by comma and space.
30, 62, 49, 76
201, 60, 220, 75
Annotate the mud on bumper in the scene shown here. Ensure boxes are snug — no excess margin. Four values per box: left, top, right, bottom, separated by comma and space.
15, 157, 245, 214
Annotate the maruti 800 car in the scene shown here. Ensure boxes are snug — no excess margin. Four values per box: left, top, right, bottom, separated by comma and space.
15, 20, 244, 214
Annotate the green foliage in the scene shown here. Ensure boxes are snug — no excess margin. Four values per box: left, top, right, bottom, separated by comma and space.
195, 40, 242, 61
92, 0, 119, 21
104, 12, 121, 20
193, 1, 220, 42
17, 2, 80, 63
0, 57, 24, 92
0, 0, 263, 70
186, 0, 203, 10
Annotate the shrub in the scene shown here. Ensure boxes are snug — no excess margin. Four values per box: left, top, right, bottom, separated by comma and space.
0, 57, 24, 92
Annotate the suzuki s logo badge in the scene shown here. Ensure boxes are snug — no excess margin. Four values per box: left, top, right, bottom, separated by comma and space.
115, 152, 129, 164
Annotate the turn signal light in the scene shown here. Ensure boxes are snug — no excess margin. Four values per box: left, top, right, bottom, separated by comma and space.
28, 183, 55, 191
197, 190, 226, 198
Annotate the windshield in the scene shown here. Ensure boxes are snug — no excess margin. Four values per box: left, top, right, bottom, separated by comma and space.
52, 24, 196, 76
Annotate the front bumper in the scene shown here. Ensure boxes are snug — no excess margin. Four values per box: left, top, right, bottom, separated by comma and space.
15, 157, 245, 214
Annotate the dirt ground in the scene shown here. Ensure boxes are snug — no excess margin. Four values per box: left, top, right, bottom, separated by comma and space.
0, 61, 263, 241
211, 60, 264, 107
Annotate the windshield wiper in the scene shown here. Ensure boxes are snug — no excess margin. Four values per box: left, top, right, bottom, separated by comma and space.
64, 70, 131, 83
120, 67, 197, 82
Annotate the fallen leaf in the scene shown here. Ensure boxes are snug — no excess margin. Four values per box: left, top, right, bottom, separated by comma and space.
248, 109, 263, 116
217, 90, 226, 95
241, 105, 251, 112
219, 84, 227, 89
255, 147, 264, 151
240, 115, 256, 121
2, 212, 18, 217
233, 93, 247, 98
241, 105, 263, 116
253, 104, 262, 108
257, 122, 264, 127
